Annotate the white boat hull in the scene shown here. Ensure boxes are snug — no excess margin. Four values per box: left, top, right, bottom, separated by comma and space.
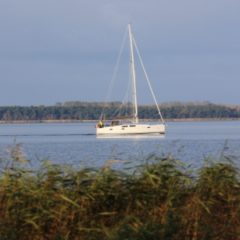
96, 123, 165, 135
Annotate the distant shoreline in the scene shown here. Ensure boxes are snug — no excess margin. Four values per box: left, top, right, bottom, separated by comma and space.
1, 102, 240, 122
0, 118, 240, 124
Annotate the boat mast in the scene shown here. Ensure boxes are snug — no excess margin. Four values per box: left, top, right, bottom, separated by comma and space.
128, 24, 138, 123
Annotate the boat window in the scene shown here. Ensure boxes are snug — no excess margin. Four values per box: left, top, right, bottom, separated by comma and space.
122, 125, 128, 127
111, 120, 120, 126
130, 125, 136, 127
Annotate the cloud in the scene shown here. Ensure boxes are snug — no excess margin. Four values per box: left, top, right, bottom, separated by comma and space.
0, 0, 240, 105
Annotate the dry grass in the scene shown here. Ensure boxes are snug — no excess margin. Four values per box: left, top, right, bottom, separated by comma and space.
0, 146, 240, 239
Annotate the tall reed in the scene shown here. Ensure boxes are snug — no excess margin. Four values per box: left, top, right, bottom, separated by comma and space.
0, 145, 240, 239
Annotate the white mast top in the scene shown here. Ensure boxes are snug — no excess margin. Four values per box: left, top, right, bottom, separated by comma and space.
128, 24, 138, 123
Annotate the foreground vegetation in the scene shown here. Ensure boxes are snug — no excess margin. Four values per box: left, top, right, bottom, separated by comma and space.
0, 147, 240, 239
1, 101, 240, 121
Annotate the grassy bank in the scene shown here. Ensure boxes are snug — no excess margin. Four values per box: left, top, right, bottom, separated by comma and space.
0, 151, 240, 239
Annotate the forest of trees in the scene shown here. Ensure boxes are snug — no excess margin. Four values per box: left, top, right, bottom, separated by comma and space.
0, 101, 240, 121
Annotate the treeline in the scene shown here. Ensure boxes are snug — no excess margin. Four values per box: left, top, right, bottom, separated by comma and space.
0, 101, 240, 121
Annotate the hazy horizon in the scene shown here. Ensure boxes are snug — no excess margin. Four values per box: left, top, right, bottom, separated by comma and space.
0, 100, 239, 107
1, 0, 240, 105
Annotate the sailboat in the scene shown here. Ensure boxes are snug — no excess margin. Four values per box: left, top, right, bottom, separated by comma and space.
96, 24, 166, 136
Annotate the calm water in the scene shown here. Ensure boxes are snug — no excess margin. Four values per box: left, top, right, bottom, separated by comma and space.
0, 121, 240, 169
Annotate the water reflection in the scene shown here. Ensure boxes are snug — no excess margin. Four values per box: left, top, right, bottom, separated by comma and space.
0, 121, 240, 169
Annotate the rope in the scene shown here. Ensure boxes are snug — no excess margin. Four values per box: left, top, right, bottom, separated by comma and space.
112, 78, 132, 119
100, 27, 128, 120
132, 36, 165, 124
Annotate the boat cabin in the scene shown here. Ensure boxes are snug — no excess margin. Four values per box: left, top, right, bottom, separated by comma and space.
110, 120, 120, 126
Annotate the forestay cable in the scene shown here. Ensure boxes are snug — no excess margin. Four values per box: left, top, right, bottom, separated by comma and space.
100, 27, 128, 120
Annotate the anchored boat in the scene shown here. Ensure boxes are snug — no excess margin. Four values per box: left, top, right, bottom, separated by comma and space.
96, 24, 165, 136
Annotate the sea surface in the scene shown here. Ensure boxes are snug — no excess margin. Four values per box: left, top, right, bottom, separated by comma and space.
0, 121, 240, 169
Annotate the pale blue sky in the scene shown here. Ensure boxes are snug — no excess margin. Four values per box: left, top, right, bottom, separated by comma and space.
0, 0, 240, 105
